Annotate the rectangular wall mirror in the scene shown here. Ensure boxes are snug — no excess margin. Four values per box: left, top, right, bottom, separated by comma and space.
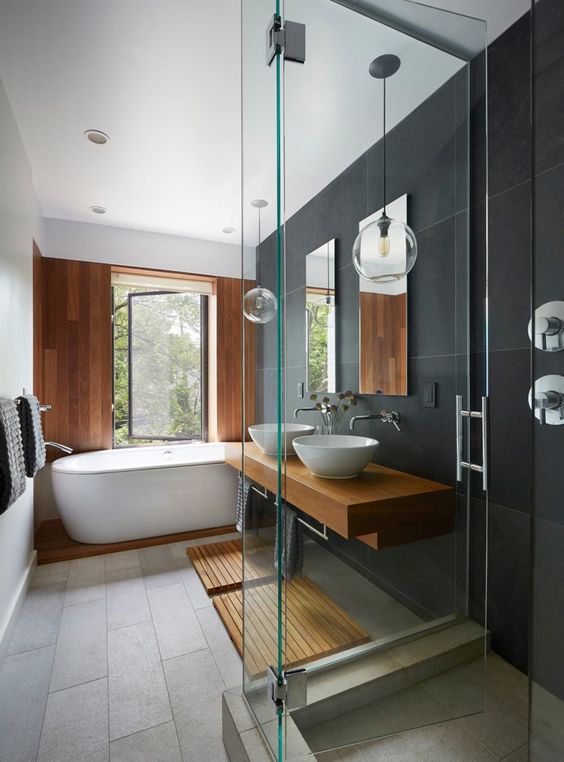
306, 240, 336, 393
358, 195, 408, 396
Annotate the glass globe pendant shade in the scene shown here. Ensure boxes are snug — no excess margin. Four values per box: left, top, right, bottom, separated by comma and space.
243, 285, 277, 324
352, 213, 417, 283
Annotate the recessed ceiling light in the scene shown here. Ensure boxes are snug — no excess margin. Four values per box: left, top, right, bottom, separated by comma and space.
222, 226, 236, 234
84, 129, 110, 145
89, 205, 107, 214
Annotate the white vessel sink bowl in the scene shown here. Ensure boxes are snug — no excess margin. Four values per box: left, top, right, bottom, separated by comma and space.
293, 434, 379, 479
248, 423, 315, 456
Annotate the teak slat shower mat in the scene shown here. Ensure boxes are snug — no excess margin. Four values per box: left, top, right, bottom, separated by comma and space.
186, 536, 270, 595
213, 578, 371, 678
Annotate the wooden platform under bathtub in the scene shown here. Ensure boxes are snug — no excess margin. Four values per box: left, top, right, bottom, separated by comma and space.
34, 519, 237, 564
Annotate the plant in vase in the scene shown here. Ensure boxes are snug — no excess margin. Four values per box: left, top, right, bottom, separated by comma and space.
309, 391, 358, 434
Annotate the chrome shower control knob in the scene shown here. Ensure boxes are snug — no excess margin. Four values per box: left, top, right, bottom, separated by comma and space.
528, 301, 564, 351
529, 375, 564, 425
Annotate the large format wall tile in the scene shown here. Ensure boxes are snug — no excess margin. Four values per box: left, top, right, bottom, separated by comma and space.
488, 349, 532, 514
488, 181, 532, 352
534, 0, 564, 174
531, 517, 564, 702
488, 13, 532, 197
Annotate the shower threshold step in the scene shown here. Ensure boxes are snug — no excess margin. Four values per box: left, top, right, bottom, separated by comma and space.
292, 618, 488, 732
223, 619, 489, 761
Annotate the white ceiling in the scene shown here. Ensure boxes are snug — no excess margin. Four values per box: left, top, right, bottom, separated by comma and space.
0, 0, 528, 245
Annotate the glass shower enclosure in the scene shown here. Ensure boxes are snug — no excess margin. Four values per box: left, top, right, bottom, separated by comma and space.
240, 1, 488, 758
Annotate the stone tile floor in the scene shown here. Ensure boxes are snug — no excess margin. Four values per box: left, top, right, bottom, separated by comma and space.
0, 534, 242, 762
0, 534, 531, 762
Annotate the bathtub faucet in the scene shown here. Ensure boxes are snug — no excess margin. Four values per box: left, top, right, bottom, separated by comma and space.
45, 441, 74, 454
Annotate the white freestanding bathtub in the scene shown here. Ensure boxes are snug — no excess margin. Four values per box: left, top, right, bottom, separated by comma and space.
51, 443, 238, 544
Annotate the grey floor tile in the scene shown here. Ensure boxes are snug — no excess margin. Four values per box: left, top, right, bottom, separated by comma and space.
32, 561, 70, 587
139, 545, 181, 590
147, 582, 207, 661
108, 621, 172, 741
0, 645, 55, 762
109, 721, 182, 761
7, 581, 65, 654
50, 598, 108, 692
37, 677, 109, 762
106, 549, 141, 574
197, 605, 242, 689
65, 555, 106, 607
458, 691, 528, 758
176, 557, 213, 609
163, 649, 226, 761
504, 744, 529, 761
335, 721, 496, 761
107, 567, 151, 631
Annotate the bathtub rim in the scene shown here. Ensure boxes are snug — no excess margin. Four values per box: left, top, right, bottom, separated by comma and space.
51, 443, 228, 476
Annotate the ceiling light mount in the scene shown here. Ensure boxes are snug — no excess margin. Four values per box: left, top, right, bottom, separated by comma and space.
89, 205, 107, 215
84, 129, 110, 145
222, 226, 236, 234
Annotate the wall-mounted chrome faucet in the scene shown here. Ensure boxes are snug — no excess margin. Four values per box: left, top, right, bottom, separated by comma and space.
350, 411, 400, 432
294, 407, 319, 419
45, 442, 74, 454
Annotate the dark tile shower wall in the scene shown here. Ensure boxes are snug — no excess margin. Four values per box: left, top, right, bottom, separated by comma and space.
531, 0, 564, 703
256, 10, 537, 673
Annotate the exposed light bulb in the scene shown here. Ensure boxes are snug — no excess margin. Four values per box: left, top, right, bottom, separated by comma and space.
353, 214, 417, 283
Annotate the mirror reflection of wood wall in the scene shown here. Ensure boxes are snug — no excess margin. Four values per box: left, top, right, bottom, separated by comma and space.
359, 291, 407, 395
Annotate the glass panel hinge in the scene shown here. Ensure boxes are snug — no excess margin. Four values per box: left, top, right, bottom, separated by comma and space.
267, 666, 307, 710
266, 15, 306, 66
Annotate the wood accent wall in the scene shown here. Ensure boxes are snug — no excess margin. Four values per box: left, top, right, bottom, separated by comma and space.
33, 257, 254, 453
209, 276, 255, 441
359, 292, 407, 395
35, 257, 113, 459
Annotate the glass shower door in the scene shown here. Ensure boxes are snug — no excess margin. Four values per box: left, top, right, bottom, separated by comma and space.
278, 0, 491, 758
241, 1, 490, 759
240, 0, 287, 759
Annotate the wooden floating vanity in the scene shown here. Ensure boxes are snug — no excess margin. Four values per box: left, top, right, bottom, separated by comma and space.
225, 443, 455, 550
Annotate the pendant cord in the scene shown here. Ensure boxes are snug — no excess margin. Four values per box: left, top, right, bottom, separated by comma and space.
383, 77, 387, 214
257, 207, 261, 285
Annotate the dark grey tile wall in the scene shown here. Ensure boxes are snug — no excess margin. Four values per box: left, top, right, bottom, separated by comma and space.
530, 0, 564, 703
254, 9, 541, 674
467, 12, 533, 675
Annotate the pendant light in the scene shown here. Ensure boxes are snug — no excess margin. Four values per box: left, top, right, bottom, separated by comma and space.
353, 54, 418, 282
243, 199, 277, 324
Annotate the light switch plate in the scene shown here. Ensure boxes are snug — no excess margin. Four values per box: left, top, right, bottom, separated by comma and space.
424, 382, 437, 408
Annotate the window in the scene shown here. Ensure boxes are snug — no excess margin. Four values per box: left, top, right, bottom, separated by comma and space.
112, 272, 211, 447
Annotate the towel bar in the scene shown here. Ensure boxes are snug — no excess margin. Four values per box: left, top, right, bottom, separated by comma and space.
14, 398, 52, 413
297, 517, 328, 541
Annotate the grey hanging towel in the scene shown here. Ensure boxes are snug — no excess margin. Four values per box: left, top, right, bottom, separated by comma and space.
0, 398, 27, 515
236, 474, 253, 533
274, 503, 304, 581
16, 394, 47, 477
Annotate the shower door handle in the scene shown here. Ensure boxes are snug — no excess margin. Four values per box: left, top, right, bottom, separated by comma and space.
456, 395, 489, 492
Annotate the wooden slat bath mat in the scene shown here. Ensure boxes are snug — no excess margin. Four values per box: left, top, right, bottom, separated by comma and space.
186, 536, 272, 595
213, 577, 371, 678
